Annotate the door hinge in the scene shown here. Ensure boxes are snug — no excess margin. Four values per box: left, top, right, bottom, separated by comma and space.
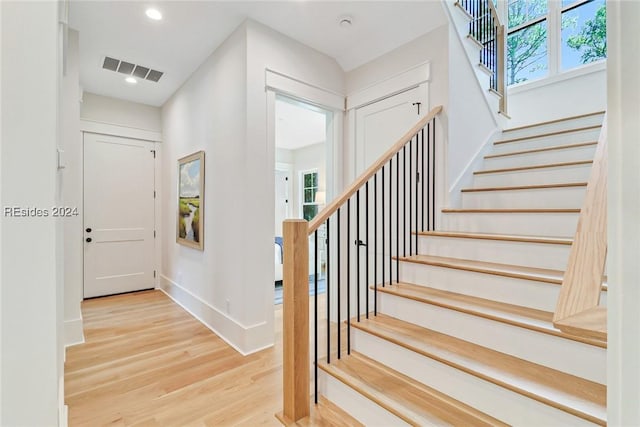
151, 149, 156, 158
154, 190, 156, 199
154, 230, 156, 238
154, 270, 156, 278
417, 171, 420, 183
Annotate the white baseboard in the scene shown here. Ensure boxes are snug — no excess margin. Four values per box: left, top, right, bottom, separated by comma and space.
64, 317, 85, 348
158, 275, 274, 356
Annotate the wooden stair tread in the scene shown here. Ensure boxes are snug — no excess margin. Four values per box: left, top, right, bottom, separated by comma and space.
276, 396, 364, 427
502, 111, 605, 133
352, 314, 607, 425
442, 208, 580, 214
319, 352, 507, 427
474, 160, 593, 175
485, 141, 597, 159
417, 230, 573, 245
398, 253, 565, 284
373, 282, 607, 348
555, 307, 607, 341
462, 182, 587, 192
495, 125, 601, 144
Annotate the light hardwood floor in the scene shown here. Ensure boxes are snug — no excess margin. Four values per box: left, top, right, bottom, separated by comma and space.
65, 290, 328, 426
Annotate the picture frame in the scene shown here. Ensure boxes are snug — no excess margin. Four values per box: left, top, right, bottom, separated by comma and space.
177, 151, 205, 250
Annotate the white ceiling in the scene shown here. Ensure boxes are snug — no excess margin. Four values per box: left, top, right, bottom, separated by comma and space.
69, 1, 446, 107
275, 97, 327, 150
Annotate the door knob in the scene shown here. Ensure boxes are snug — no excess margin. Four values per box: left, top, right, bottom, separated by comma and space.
86, 237, 92, 243
86, 227, 92, 233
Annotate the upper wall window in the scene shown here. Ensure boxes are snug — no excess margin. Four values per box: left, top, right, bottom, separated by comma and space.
506, 0, 606, 86
301, 170, 319, 221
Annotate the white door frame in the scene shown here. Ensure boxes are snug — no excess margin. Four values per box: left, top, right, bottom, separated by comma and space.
80, 120, 161, 295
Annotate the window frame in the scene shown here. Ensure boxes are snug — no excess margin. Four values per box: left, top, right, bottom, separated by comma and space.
503, 0, 606, 88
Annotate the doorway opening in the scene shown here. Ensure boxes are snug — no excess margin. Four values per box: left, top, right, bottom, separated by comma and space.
274, 94, 332, 305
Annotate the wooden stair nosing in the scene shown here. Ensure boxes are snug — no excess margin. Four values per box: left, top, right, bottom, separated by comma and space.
495, 125, 602, 144
396, 254, 564, 285
351, 314, 607, 426
466, 34, 484, 50
474, 160, 593, 175
461, 182, 588, 193
416, 230, 573, 245
454, 1, 475, 20
441, 208, 581, 213
318, 351, 507, 427
371, 282, 607, 349
485, 141, 598, 159
502, 111, 605, 133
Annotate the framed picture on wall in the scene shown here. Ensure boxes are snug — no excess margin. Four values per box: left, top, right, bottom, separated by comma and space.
177, 151, 205, 250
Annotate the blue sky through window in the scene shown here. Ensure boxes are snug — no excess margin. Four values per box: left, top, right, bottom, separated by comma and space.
561, 0, 606, 70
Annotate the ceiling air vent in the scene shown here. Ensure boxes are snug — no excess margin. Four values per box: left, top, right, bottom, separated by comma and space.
102, 56, 164, 83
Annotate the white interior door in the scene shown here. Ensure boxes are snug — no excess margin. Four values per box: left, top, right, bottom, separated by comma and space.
274, 166, 292, 236
83, 133, 156, 298
354, 85, 428, 174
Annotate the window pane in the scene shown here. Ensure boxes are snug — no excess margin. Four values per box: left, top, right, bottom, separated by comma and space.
303, 205, 318, 221
304, 189, 314, 203
311, 173, 318, 188
304, 173, 312, 188
561, 0, 606, 70
507, 20, 548, 85
508, 0, 547, 28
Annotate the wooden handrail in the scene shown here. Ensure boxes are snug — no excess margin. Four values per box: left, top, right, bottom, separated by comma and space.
308, 105, 443, 234
553, 115, 607, 330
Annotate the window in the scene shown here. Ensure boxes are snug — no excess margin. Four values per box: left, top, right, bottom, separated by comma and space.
301, 170, 319, 221
506, 0, 606, 86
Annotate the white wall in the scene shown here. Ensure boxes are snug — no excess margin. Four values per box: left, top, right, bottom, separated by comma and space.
607, 1, 640, 424
346, 24, 449, 111
62, 29, 84, 349
1, 1, 62, 424
161, 20, 344, 354
507, 64, 607, 128
81, 92, 162, 132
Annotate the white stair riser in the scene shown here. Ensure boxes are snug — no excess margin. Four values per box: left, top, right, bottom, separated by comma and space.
501, 114, 604, 140
318, 371, 411, 427
461, 186, 586, 209
399, 261, 561, 312
376, 293, 607, 384
483, 144, 596, 170
417, 236, 571, 270
492, 128, 601, 154
353, 329, 601, 426
473, 163, 592, 187
441, 211, 579, 236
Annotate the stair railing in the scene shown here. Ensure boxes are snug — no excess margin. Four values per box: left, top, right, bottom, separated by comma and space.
459, 0, 508, 115
553, 115, 607, 341
278, 105, 443, 423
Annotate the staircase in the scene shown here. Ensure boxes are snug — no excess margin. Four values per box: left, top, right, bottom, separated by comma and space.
278, 110, 607, 426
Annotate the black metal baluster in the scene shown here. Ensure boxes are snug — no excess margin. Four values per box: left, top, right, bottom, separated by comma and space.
409, 136, 413, 256
382, 166, 385, 287
396, 151, 399, 284
388, 157, 392, 285
346, 200, 351, 354
314, 229, 318, 403
365, 181, 369, 318
374, 173, 377, 315
356, 189, 360, 322
337, 208, 341, 359
415, 131, 419, 253
421, 127, 426, 232
326, 217, 330, 364
403, 146, 407, 258
432, 119, 436, 231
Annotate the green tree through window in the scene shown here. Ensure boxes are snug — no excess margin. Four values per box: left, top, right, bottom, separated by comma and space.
566, 2, 606, 64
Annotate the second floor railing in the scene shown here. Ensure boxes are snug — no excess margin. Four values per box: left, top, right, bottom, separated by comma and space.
459, 0, 508, 115
279, 105, 443, 422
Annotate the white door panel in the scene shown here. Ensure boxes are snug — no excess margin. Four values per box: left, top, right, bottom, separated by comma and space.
354, 85, 428, 174
83, 133, 155, 298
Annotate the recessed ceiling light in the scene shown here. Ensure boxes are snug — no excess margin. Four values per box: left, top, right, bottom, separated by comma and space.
125, 77, 138, 84
145, 8, 162, 21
